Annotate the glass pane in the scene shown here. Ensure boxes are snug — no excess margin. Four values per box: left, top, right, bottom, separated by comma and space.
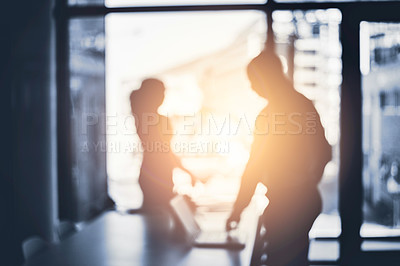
361, 22, 400, 237
106, 11, 267, 209
272, 9, 342, 239
106, 0, 266, 7
308, 240, 340, 261
64, 17, 107, 221
362, 240, 400, 251
69, 0, 103, 5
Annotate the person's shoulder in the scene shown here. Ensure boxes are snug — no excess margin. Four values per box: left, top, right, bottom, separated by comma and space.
292, 91, 317, 111
256, 106, 270, 122
159, 114, 168, 120
158, 115, 170, 127
387, 176, 400, 193
259, 104, 270, 114
158, 115, 175, 134
292, 89, 310, 102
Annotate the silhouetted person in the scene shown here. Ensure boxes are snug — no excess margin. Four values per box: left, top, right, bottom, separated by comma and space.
226, 51, 332, 265
387, 161, 400, 227
130, 79, 195, 210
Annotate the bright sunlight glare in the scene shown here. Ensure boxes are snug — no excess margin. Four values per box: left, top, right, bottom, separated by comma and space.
106, 11, 267, 209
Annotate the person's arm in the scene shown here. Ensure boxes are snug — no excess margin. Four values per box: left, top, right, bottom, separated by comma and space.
162, 116, 198, 185
226, 115, 268, 230
226, 161, 259, 228
174, 155, 197, 186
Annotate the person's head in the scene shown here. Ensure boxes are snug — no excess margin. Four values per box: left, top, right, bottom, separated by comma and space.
247, 50, 286, 100
130, 78, 166, 114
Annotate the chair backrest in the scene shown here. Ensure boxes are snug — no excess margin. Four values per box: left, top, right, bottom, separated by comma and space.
250, 216, 267, 266
22, 236, 48, 260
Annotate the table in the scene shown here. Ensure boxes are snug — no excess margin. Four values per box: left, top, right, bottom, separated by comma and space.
24, 204, 259, 266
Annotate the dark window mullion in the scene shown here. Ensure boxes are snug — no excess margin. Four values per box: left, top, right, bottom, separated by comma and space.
64, 4, 267, 17
339, 7, 363, 264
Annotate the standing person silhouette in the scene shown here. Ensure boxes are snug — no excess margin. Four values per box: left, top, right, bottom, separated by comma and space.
226, 51, 332, 265
130, 79, 195, 210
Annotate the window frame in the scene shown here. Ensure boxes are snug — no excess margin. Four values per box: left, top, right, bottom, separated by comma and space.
54, 0, 400, 264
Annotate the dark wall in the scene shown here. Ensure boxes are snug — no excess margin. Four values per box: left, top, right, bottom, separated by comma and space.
0, 0, 57, 264
0, 2, 20, 263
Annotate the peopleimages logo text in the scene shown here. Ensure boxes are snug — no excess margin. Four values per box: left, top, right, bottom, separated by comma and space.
81, 140, 230, 154
81, 111, 319, 136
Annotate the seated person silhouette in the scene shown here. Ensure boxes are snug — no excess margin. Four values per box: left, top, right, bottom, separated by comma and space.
130, 79, 196, 210
226, 50, 332, 265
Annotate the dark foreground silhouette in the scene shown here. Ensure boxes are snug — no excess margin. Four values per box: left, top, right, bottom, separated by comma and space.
226, 50, 332, 265
130, 79, 194, 210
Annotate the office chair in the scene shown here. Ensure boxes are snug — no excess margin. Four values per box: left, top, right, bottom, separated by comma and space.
22, 236, 48, 260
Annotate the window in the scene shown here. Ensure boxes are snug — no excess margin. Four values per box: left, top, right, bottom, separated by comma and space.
273, 8, 342, 239
58, 16, 108, 221
361, 22, 400, 239
106, 11, 267, 208
57, 0, 400, 263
